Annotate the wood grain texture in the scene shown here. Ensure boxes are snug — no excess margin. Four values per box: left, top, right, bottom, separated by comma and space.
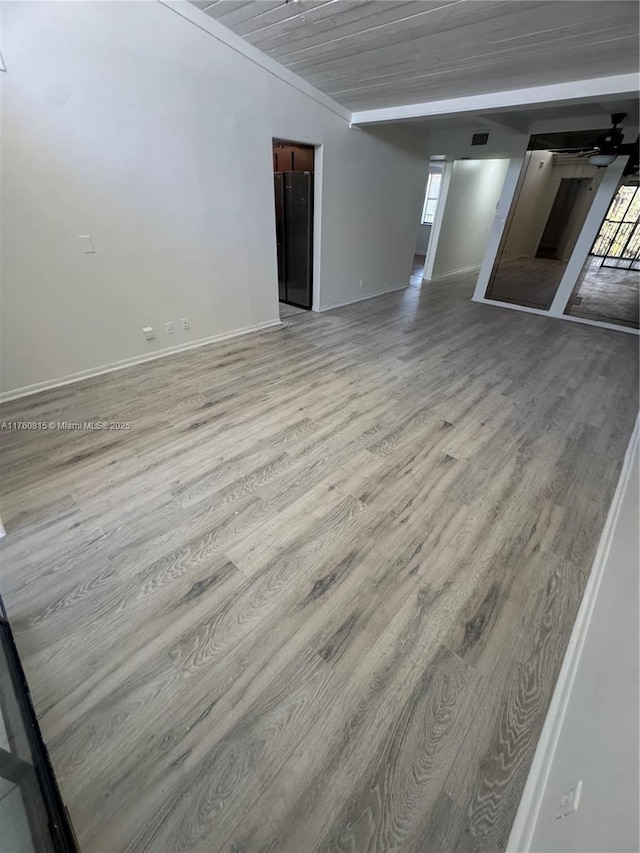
567, 258, 639, 329
0, 271, 637, 852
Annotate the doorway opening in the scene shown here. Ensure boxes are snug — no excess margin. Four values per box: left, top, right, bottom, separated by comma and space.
273, 140, 314, 314
536, 178, 593, 259
424, 158, 509, 282
564, 181, 640, 328
485, 130, 607, 309
412, 162, 444, 284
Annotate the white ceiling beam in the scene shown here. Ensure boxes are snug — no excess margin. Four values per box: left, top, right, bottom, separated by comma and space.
350, 74, 639, 126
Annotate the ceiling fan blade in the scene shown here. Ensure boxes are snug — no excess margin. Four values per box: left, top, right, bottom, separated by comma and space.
552, 148, 599, 156
552, 147, 592, 153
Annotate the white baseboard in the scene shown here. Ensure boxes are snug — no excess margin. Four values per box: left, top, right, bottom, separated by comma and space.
0, 319, 283, 404
472, 294, 640, 336
317, 282, 410, 312
506, 412, 640, 853
424, 263, 480, 282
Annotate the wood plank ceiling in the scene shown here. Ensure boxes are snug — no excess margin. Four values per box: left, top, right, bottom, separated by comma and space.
188, 0, 639, 111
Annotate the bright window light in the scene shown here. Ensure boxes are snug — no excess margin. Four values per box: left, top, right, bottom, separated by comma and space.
421, 168, 443, 225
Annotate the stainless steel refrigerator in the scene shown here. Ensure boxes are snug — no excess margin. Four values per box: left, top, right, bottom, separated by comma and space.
274, 171, 314, 309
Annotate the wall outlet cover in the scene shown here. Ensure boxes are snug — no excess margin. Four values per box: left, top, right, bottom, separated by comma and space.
556, 780, 583, 820
143, 326, 155, 341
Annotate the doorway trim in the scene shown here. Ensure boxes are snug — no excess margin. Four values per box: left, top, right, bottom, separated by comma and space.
423, 161, 453, 281
271, 136, 319, 311
312, 144, 323, 312
271, 137, 322, 313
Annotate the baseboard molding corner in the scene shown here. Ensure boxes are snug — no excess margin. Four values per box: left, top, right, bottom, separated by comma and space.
0, 319, 283, 404
506, 412, 640, 853
317, 282, 410, 312
424, 264, 481, 282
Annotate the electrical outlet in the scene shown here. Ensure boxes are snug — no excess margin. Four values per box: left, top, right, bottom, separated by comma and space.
143, 326, 155, 341
556, 780, 583, 820
79, 235, 96, 254
165, 321, 175, 334
181, 317, 190, 330
359, 278, 364, 289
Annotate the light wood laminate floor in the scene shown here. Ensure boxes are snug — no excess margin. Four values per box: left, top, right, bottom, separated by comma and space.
567, 257, 640, 328
486, 256, 567, 309
1, 273, 638, 852
410, 253, 426, 285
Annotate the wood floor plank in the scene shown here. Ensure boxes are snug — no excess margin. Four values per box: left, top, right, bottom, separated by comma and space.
315, 644, 475, 853
0, 272, 637, 852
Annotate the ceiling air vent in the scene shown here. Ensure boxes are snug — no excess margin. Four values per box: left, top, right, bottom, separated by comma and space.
471, 132, 489, 146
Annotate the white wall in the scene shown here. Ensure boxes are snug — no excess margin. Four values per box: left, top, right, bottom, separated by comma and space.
428, 158, 510, 279
414, 223, 432, 256
501, 151, 555, 260
416, 127, 527, 283
425, 125, 529, 162
512, 434, 639, 853
0, 1, 428, 396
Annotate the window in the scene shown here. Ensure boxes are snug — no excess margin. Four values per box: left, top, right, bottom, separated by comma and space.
591, 183, 640, 270
421, 168, 443, 225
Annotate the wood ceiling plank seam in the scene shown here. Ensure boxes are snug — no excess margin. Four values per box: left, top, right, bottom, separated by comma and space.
208, 0, 283, 28
251, 10, 479, 58
307, 23, 636, 91
240, 1, 421, 49
328, 66, 636, 104
329, 64, 636, 105
276, 3, 634, 72
242, 0, 465, 45
312, 54, 632, 98
276, 0, 514, 62
326, 62, 549, 98
279, 1, 516, 66
488, 16, 634, 49
203, 0, 253, 15
287, 22, 636, 80
335, 58, 639, 109
281, 2, 556, 71
298, 24, 634, 89
233, 0, 338, 38
325, 44, 638, 97
189, 1, 222, 9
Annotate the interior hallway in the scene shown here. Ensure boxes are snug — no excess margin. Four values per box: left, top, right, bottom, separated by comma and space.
0, 272, 637, 853
567, 256, 640, 328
